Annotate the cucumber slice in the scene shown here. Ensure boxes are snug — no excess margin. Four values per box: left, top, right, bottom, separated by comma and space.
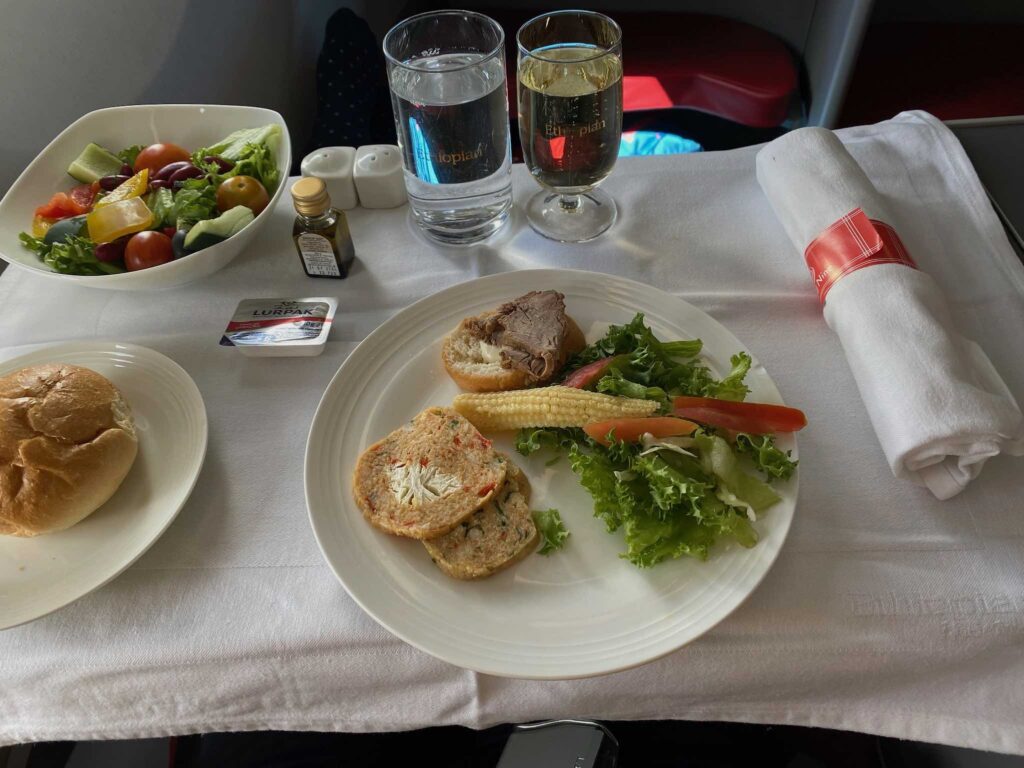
67, 143, 124, 183
184, 205, 254, 252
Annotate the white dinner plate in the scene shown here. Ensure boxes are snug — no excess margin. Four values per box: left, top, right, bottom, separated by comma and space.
305, 269, 798, 678
0, 342, 207, 629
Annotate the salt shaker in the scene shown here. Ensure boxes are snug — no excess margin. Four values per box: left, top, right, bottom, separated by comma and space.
300, 147, 359, 210
353, 145, 407, 209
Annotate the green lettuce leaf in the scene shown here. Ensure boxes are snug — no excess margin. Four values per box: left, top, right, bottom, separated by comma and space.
148, 187, 176, 229
694, 434, 780, 513
707, 352, 752, 401
596, 368, 670, 409
698, 492, 758, 546
194, 125, 282, 193
736, 433, 798, 481
198, 125, 281, 162
566, 443, 625, 532
18, 232, 48, 256
563, 313, 748, 404
532, 509, 569, 554
230, 142, 280, 193
116, 145, 143, 166
19, 232, 123, 275
622, 510, 717, 567
632, 453, 712, 515
511, 315, 790, 569
568, 313, 702, 367
171, 183, 219, 228
515, 427, 580, 456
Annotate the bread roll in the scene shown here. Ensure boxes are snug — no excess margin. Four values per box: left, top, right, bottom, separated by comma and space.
0, 364, 138, 537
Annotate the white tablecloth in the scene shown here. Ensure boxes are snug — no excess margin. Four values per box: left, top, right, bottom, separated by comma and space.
1, 111, 1023, 753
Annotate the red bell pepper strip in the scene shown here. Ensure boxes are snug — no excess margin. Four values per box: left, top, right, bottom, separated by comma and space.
672, 396, 807, 433
563, 355, 626, 389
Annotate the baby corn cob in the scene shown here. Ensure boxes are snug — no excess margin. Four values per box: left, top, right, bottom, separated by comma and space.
453, 386, 659, 431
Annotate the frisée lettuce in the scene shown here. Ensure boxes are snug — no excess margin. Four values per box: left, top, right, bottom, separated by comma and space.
517, 314, 797, 568
564, 312, 753, 407
532, 509, 570, 554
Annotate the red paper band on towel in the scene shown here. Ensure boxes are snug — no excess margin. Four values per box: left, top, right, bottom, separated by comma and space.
804, 208, 916, 303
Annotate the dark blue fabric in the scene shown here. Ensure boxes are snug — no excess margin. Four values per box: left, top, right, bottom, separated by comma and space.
308, 9, 395, 157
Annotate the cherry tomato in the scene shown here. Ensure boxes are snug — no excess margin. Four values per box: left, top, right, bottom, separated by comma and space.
133, 143, 191, 175
216, 175, 269, 215
69, 183, 98, 212
124, 231, 174, 271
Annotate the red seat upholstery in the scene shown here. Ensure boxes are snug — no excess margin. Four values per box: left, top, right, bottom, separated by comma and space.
840, 23, 1024, 125
497, 11, 798, 128
618, 14, 797, 127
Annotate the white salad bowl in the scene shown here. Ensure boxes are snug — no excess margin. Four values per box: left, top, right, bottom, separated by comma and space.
0, 104, 290, 291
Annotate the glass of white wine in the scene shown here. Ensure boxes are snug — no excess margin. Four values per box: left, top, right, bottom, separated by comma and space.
517, 10, 623, 242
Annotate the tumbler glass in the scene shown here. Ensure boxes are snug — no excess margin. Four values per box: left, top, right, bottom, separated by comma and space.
384, 10, 513, 245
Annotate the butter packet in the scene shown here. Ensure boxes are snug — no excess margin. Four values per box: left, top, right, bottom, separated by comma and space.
220, 297, 337, 357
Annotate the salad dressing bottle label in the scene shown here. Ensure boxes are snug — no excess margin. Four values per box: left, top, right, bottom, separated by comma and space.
296, 233, 342, 277
291, 177, 355, 279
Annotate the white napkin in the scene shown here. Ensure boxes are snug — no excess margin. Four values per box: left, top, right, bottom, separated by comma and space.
756, 126, 1024, 499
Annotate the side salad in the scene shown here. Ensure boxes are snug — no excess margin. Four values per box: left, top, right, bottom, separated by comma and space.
19, 125, 282, 275
515, 314, 803, 568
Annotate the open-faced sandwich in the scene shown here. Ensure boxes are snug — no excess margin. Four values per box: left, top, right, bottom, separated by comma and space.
442, 290, 585, 391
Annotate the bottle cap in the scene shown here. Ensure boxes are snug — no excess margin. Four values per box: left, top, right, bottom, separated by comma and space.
291, 177, 331, 216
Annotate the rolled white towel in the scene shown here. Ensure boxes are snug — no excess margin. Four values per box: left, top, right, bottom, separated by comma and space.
756, 126, 1024, 499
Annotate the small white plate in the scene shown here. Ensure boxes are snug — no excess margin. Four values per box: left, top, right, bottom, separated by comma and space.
305, 269, 798, 679
0, 342, 207, 629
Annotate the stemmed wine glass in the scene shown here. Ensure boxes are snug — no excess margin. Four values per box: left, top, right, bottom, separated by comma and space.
517, 11, 623, 242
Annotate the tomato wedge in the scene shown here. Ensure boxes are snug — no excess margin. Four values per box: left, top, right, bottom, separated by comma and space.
584, 416, 699, 446
563, 355, 626, 389
34, 192, 87, 220
672, 396, 807, 433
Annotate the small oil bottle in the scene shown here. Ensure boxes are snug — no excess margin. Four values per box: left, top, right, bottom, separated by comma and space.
291, 177, 355, 279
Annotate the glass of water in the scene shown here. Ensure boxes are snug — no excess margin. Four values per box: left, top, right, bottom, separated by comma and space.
517, 11, 623, 242
384, 10, 513, 245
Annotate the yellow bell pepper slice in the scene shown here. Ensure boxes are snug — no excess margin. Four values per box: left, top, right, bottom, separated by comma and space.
32, 215, 54, 238
94, 169, 149, 209
87, 197, 154, 242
